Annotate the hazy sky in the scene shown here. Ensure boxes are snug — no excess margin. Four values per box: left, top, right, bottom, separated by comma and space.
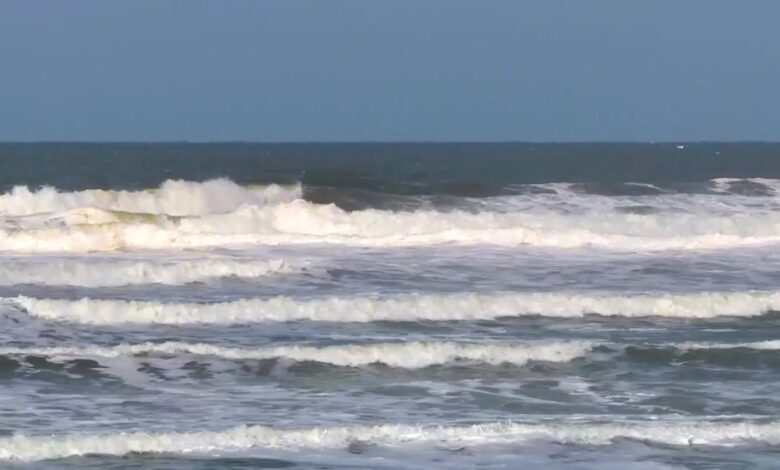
1, 1, 778, 141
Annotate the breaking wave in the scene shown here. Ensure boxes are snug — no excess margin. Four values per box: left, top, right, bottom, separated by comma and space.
2, 419, 779, 461
0, 340, 592, 368
0, 257, 308, 287
0, 179, 301, 217
4, 178, 780, 252
9, 290, 780, 325
3, 202, 780, 252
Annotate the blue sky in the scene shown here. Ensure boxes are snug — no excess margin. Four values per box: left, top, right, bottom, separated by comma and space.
1, 1, 778, 141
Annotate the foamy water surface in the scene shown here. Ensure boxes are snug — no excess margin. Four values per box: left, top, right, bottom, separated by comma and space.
3, 144, 780, 468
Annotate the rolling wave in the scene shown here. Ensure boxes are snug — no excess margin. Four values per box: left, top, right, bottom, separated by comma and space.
9, 290, 780, 325
3, 178, 780, 252
2, 419, 779, 461
0, 340, 592, 368
0, 179, 301, 217
711, 177, 780, 195
3, 201, 780, 252
7, 340, 780, 371
0, 257, 308, 287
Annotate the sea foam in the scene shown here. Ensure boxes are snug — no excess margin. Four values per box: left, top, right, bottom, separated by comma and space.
0, 179, 301, 217
0, 340, 592, 368
9, 290, 780, 325
1, 420, 779, 461
0, 257, 307, 287
4, 180, 780, 252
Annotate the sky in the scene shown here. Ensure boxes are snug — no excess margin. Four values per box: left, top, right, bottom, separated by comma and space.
1, 1, 779, 142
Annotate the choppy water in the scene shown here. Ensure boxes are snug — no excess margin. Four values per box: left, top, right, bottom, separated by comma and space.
2, 143, 780, 469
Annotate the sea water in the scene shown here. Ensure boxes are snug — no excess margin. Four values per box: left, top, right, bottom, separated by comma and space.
1, 143, 780, 468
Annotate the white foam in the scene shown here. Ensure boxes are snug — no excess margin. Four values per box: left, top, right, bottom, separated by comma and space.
0, 258, 307, 287
0, 179, 301, 217
3, 187, 780, 251
677, 340, 780, 351
0, 340, 592, 368
10, 291, 780, 325
1, 420, 778, 461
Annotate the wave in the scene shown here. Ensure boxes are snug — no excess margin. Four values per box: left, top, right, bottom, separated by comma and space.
0, 340, 592, 368
676, 340, 780, 351
4, 201, 780, 252
4, 178, 780, 252
710, 177, 780, 195
521, 178, 780, 197
1, 419, 778, 461
0, 179, 301, 217
7, 339, 780, 371
0, 257, 307, 287
9, 291, 780, 325
624, 341, 780, 368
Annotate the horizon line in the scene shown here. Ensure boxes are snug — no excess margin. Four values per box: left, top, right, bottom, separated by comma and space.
2, 140, 780, 145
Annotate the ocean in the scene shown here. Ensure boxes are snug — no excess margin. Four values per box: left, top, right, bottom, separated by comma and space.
1, 142, 780, 469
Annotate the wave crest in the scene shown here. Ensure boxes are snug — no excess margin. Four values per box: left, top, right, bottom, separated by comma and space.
5, 178, 780, 252
1, 420, 779, 461
0, 257, 307, 287
4, 201, 780, 252
0, 340, 592, 368
9, 291, 780, 325
0, 179, 301, 217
